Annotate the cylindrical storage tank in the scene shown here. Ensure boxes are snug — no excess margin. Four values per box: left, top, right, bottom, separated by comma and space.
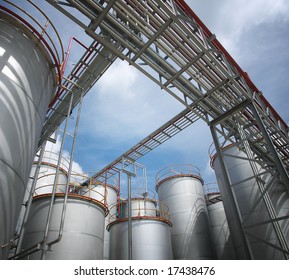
156, 164, 214, 260
120, 198, 157, 218
15, 149, 69, 237
206, 192, 236, 259
211, 144, 289, 259
0, 4, 61, 259
108, 198, 173, 260
80, 183, 119, 260
80, 183, 109, 204
30, 151, 69, 196
19, 194, 108, 260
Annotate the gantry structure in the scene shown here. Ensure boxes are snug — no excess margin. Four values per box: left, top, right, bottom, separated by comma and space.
4, 0, 288, 259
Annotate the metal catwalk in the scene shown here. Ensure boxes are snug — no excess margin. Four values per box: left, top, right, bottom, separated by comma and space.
1, 0, 288, 259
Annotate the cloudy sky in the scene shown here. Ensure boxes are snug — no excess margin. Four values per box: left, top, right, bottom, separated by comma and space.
42, 0, 289, 196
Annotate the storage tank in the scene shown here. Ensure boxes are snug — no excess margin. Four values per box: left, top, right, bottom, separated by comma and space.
156, 164, 214, 260
120, 197, 157, 218
0, 3, 62, 259
15, 150, 69, 237
206, 192, 236, 259
30, 151, 69, 196
107, 197, 173, 260
80, 182, 118, 260
19, 193, 108, 260
211, 144, 289, 259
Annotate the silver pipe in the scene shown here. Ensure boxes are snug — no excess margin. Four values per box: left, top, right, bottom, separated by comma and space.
47, 90, 84, 247
15, 142, 46, 255
40, 91, 74, 260
127, 173, 132, 260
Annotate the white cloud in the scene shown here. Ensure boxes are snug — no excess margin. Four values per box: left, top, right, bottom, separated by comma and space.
190, 0, 289, 58
42, 135, 86, 183
79, 60, 183, 142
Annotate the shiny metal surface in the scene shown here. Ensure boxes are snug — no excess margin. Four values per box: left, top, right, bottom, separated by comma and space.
120, 198, 157, 218
107, 197, 172, 260
20, 194, 107, 260
108, 219, 173, 260
31, 151, 69, 195
16, 151, 69, 236
212, 145, 289, 259
156, 166, 214, 260
81, 184, 118, 260
206, 193, 236, 259
31, 165, 68, 196
79, 183, 118, 259
80, 183, 119, 259
0, 16, 56, 259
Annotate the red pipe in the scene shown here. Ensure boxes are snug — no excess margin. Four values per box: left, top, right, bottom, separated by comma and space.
175, 0, 287, 129
48, 39, 99, 109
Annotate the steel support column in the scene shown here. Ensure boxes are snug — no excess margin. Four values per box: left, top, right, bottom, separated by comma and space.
210, 124, 254, 259
249, 102, 289, 191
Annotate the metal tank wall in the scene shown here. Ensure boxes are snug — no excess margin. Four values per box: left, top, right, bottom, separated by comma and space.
20, 194, 108, 260
80, 183, 118, 260
206, 192, 236, 259
120, 198, 157, 218
15, 150, 69, 237
0, 13, 57, 258
108, 197, 173, 260
156, 165, 214, 260
211, 145, 289, 259
30, 151, 69, 196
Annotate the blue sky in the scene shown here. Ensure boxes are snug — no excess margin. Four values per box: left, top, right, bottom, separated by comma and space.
41, 0, 289, 196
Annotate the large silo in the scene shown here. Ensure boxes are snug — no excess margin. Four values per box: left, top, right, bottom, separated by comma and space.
211, 144, 289, 259
206, 192, 236, 259
0, 3, 62, 259
80, 182, 119, 259
156, 164, 214, 260
107, 196, 173, 260
19, 194, 108, 260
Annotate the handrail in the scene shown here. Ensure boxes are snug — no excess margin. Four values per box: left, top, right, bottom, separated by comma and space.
33, 151, 71, 172
108, 197, 170, 223
0, 0, 64, 106
155, 164, 203, 186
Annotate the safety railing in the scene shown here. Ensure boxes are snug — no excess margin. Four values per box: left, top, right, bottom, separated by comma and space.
0, 0, 64, 106
156, 164, 204, 187
34, 151, 70, 173
208, 139, 239, 169
108, 197, 171, 224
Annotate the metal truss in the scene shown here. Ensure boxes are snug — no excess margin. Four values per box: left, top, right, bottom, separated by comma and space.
84, 104, 203, 185
42, 0, 289, 259
210, 100, 289, 259
44, 0, 289, 172
38, 39, 124, 147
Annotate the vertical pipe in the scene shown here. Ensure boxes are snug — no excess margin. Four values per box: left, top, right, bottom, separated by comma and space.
127, 174, 132, 260
210, 124, 253, 259
41, 91, 74, 260
15, 142, 46, 255
48, 90, 84, 247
